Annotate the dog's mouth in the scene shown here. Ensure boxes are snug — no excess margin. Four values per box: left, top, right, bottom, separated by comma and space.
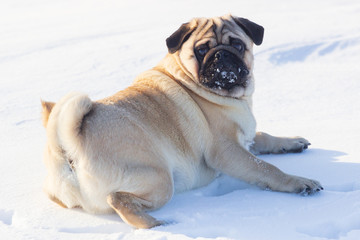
199, 48, 249, 91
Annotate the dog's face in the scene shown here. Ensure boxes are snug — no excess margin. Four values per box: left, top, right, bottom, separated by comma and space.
166, 14, 264, 98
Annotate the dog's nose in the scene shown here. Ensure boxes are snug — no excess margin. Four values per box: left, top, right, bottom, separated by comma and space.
214, 50, 229, 60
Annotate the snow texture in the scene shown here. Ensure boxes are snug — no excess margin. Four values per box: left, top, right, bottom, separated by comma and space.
1, 0, 360, 239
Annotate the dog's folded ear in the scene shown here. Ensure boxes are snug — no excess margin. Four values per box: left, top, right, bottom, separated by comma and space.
233, 17, 264, 45
166, 22, 195, 54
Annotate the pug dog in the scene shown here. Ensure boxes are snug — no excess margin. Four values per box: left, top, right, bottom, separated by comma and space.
41, 14, 323, 229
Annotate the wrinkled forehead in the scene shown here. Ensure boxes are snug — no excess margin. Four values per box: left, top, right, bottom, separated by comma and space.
192, 15, 250, 47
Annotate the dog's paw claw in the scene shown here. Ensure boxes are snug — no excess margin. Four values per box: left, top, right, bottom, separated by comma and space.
298, 180, 323, 196
155, 219, 177, 227
278, 137, 311, 154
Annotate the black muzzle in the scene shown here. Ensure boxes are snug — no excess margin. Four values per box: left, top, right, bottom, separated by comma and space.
199, 47, 249, 90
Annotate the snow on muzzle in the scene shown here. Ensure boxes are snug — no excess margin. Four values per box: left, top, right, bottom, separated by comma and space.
200, 49, 249, 90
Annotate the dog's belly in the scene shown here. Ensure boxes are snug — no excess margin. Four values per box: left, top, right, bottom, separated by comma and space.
171, 158, 217, 193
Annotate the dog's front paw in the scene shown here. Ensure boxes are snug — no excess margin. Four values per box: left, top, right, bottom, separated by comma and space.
284, 175, 323, 195
276, 137, 311, 154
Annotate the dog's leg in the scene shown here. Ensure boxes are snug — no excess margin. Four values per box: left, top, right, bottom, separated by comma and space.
107, 167, 173, 229
207, 138, 322, 194
41, 100, 55, 127
49, 194, 68, 208
107, 192, 164, 229
250, 132, 311, 155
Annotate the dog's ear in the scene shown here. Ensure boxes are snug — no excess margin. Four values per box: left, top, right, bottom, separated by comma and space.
166, 22, 195, 54
233, 17, 264, 45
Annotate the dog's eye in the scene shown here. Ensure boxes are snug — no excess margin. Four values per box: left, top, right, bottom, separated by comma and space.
196, 45, 209, 57
231, 39, 245, 52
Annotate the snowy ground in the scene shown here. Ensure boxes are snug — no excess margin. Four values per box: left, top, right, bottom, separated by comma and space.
1, 0, 360, 239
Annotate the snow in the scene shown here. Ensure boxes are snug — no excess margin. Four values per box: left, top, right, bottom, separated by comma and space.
1, 0, 360, 239
220, 71, 237, 83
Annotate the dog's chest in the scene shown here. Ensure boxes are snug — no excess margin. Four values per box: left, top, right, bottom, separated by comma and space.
226, 101, 256, 150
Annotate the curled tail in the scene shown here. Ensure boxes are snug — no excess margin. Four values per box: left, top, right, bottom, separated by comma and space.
42, 92, 92, 159
41, 92, 92, 208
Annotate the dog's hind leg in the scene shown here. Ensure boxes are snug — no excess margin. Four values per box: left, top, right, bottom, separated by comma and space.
107, 167, 173, 229
107, 192, 164, 229
49, 195, 68, 208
